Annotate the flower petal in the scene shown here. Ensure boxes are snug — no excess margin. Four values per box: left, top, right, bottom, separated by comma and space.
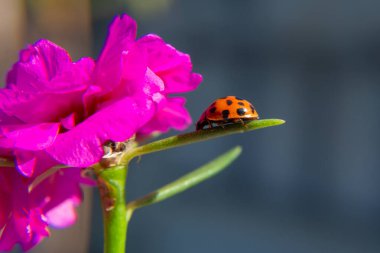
29, 167, 85, 230
45, 198, 79, 228
2, 40, 93, 124
121, 42, 147, 81
0, 87, 87, 124
6, 40, 72, 90
46, 97, 154, 166
0, 123, 60, 150
0, 169, 49, 252
14, 150, 36, 177
139, 97, 192, 135
137, 34, 203, 93
7, 40, 94, 92
94, 14, 137, 91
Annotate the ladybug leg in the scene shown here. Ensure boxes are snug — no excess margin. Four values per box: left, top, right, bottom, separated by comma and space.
207, 120, 213, 129
216, 121, 226, 129
238, 118, 248, 128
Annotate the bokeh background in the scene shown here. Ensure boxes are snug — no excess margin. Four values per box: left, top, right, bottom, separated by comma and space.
2, 0, 380, 252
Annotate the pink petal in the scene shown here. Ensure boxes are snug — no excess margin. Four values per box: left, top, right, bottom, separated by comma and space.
0, 169, 49, 252
10, 40, 94, 92
137, 34, 203, 93
121, 42, 147, 81
107, 67, 164, 105
28, 209, 50, 238
46, 198, 79, 228
82, 85, 103, 117
0, 209, 48, 252
0, 87, 87, 124
73, 57, 96, 83
21, 209, 50, 251
31, 152, 61, 177
46, 97, 154, 166
14, 150, 36, 177
2, 40, 93, 124
96, 43, 153, 103
60, 113, 77, 130
0, 173, 11, 226
0, 220, 21, 251
29, 167, 87, 228
1, 123, 60, 150
95, 14, 137, 91
139, 97, 192, 135
0, 134, 14, 149
6, 40, 72, 90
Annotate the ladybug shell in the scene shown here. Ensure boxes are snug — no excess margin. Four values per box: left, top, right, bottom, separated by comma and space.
196, 96, 259, 130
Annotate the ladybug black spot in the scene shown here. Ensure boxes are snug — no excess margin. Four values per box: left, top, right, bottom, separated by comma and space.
209, 107, 217, 113
222, 110, 230, 119
238, 102, 244, 106
237, 108, 246, 116
226, 100, 233, 105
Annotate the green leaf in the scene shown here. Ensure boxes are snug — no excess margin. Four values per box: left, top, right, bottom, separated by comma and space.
122, 118, 285, 163
126, 146, 242, 211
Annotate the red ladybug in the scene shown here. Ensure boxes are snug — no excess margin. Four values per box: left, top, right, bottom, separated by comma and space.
196, 96, 259, 130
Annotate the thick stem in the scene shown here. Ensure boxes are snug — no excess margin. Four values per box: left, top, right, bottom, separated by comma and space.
96, 165, 128, 253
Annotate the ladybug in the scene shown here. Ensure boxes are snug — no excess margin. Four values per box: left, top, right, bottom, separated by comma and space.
196, 96, 259, 130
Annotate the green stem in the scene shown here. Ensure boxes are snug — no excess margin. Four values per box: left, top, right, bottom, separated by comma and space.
95, 165, 128, 253
126, 146, 242, 212
122, 119, 284, 163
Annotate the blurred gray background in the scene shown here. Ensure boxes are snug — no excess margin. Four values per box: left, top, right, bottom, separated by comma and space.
2, 0, 380, 252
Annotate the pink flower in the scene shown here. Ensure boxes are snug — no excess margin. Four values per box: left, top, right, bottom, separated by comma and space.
0, 40, 96, 251
45, 14, 202, 167
0, 13, 201, 251
0, 166, 87, 251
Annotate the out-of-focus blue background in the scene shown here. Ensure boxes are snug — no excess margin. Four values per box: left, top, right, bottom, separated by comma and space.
91, 1, 380, 253
2, 0, 380, 252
